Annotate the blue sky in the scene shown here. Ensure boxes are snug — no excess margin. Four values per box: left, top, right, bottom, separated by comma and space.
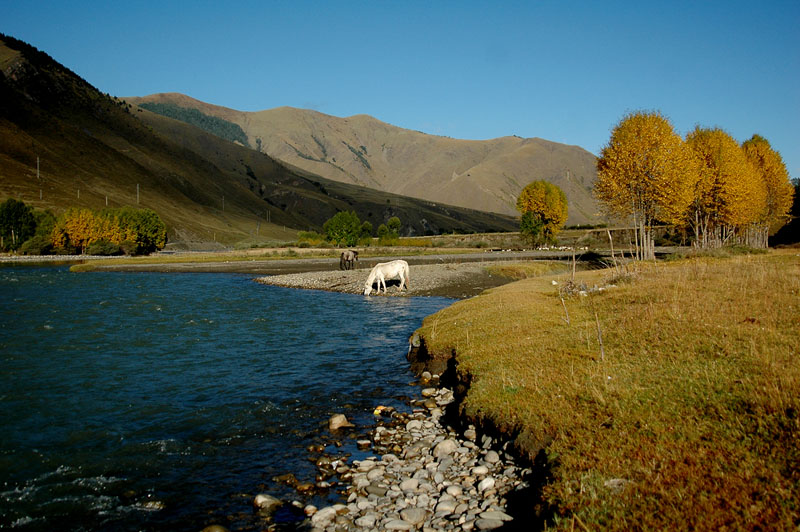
4, 1, 799, 178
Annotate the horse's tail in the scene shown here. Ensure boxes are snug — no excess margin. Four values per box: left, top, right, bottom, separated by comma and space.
404, 263, 410, 289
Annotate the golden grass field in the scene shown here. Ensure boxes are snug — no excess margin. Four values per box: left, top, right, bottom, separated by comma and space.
415, 249, 799, 530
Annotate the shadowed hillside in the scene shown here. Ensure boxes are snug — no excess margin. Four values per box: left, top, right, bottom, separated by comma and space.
129, 93, 603, 225
0, 35, 518, 248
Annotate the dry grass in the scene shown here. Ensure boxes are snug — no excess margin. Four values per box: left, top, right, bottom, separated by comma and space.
416, 250, 800, 530
485, 261, 570, 279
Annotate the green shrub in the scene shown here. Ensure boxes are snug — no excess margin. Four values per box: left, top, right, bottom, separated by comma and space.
86, 239, 122, 256
19, 234, 54, 255
119, 240, 138, 256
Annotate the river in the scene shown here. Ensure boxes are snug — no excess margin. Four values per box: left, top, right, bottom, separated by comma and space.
0, 265, 452, 530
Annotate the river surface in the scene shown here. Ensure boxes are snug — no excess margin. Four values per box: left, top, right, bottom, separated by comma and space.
0, 265, 452, 531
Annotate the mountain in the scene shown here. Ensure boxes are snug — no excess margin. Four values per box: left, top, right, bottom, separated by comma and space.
0, 35, 518, 248
128, 93, 602, 225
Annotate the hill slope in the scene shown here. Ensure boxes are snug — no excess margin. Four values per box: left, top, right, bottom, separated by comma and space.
129, 93, 602, 225
0, 35, 518, 248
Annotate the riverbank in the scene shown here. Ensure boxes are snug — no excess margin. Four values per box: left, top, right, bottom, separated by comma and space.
255, 260, 567, 299
408, 249, 800, 529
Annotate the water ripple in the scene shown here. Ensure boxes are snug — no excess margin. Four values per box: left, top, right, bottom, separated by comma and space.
0, 265, 452, 530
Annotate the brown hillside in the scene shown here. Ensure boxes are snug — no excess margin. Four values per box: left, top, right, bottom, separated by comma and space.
129, 94, 602, 225
0, 35, 518, 248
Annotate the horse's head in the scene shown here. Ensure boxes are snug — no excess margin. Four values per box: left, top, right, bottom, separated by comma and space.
363, 273, 374, 295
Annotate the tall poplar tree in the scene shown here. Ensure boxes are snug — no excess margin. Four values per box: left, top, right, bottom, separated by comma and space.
595, 111, 697, 259
742, 134, 794, 247
685, 127, 764, 247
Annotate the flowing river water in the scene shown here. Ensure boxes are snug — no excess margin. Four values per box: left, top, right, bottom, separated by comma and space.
0, 265, 453, 530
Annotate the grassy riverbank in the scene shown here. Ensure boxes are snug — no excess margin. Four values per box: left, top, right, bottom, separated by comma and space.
414, 249, 799, 529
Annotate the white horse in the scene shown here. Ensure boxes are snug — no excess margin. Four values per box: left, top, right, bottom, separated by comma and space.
363, 260, 410, 295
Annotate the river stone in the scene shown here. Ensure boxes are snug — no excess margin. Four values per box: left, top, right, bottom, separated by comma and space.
400, 478, 420, 491
475, 518, 504, 530
480, 510, 513, 521
201, 526, 229, 532
433, 438, 458, 458
366, 484, 388, 497
446, 485, 463, 497
472, 465, 489, 476
296, 481, 315, 494
385, 519, 414, 530
355, 514, 377, 528
484, 450, 500, 464
329, 414, 354, 430
406, 419, 423, 431
401, 507, 429, 525
367, 467, 385, 481
358, 460, 378, 471
435, 499, 457, 514
310, 506, 337, 527
303, 504, 317, 516
421, 387, 437, 397
253, 493, 282, 513
478, 477, 495, 492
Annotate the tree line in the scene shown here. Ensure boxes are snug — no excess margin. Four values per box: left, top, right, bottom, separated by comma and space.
298, 211, 404, 247
595, 111, 794, 259
0, 199, 167, 255
138, 102, 250, 147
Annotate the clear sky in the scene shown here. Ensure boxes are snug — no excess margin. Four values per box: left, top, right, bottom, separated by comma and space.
3, 1, 799, 178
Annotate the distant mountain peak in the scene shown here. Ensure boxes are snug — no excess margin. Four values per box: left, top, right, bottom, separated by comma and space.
129, 92, 601, 225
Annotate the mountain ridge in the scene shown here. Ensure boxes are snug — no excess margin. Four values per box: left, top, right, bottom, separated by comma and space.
129, 93, 602, 225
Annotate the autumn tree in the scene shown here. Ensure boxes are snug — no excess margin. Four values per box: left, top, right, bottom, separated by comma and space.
595, 111, 697, 259
515, 180, 568, 246
742, 134, 794, 247
52, 207, 166, 254
685, 127, 764, 247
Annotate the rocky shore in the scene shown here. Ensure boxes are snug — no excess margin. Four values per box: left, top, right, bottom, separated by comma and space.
255, 261, 522, 299
295, 379, 529, 532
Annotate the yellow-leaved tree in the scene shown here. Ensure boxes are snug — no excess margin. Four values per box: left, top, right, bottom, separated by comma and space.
742, 134, 794, 247
516, 180, 568, 246
595, 111, 697, 259
685, 127, 765, 247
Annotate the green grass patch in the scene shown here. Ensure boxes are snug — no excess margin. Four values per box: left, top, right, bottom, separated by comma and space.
415, 250, 800, 529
